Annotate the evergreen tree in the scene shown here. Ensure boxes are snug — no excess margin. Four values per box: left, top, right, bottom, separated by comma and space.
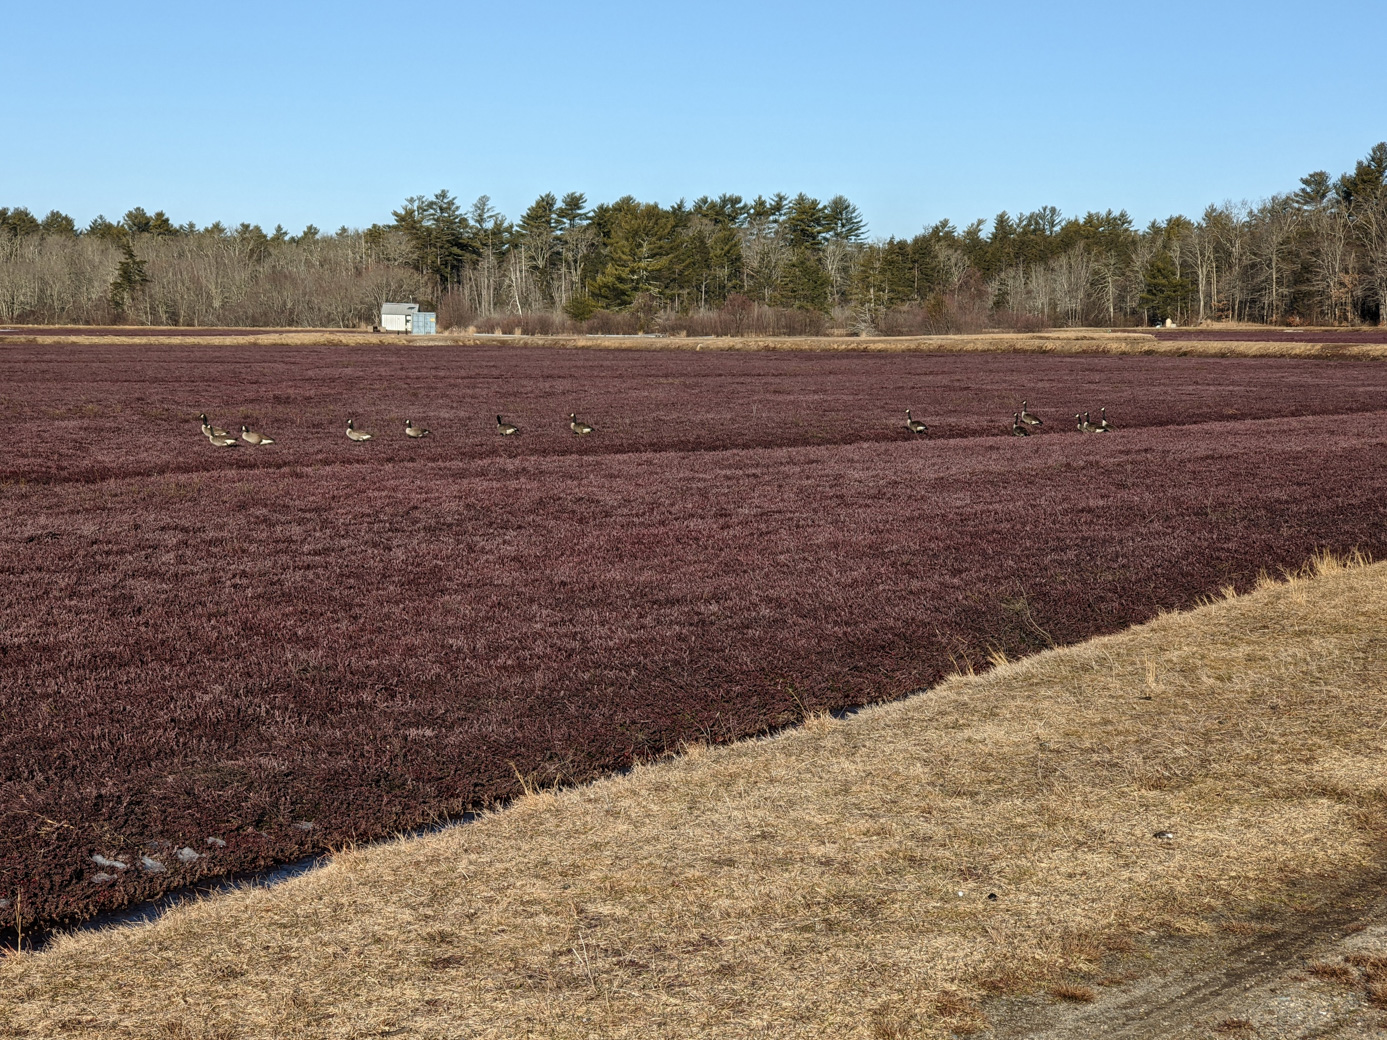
781, 193, 828, 250
1337, 142, 1387, 205
0, 207, 40, 237
39, 210, 76, 236
777, 247, 831, 311
147, 211, 178, 236
393, 190, 476, 286
108, 240, 149, 313
1294, 171, 1333, 209
1139, 252, 1194, 324
85, 215, 125, 242
825, 195, 867, 241
557, 191, 589, 229
588, 201, 681, 309
122, 207, 153, 235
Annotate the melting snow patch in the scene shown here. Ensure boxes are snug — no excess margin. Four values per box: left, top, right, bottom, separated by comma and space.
205, 836, 227, 847
139, 855, 166, 873
292, 821, 314, 832
90, 872, 116, 884
91, 854, 128, 871
177, 847, 201, 863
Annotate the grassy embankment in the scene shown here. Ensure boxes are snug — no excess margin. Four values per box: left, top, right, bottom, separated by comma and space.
7, 326, 1387, 358
2, 553, 1385, 1038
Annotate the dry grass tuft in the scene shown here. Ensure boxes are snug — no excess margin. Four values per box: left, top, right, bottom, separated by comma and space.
1049, 983, 1098, 1003
1347, 952, 1387, 975
1308, 960, 1358, 985
1213, 1019, 1255, 1033
1, 556, 1385, 1038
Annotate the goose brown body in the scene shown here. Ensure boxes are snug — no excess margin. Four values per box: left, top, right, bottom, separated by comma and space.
496, 416, 519, 436
199, 414, 231, 439
569, 413, 593, 435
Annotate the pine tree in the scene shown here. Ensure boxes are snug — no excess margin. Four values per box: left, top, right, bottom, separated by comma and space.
557, 192, 589, 230
588, 202, 680, 309
825, 195, 866, 241
392, 190, 476, 286
1139, 252, 1194, 324
108, 240, 149, 313
39, 210, 76, 236
122, 207, 153, 235
85, 215, 125, 242
0, 207, 40, 238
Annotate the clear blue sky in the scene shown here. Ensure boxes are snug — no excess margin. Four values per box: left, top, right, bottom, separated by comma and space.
2, 0, 1382, 238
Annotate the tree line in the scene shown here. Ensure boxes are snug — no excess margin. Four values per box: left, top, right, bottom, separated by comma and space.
2, 142, 1384, 332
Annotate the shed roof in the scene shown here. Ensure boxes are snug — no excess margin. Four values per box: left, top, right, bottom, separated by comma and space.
381, 302, 419, 315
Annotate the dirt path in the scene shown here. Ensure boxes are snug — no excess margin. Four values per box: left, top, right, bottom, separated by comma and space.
985, 872, 1387, 1039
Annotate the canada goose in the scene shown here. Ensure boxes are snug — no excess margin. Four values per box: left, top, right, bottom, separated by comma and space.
1097, 407, 1114, 431
569, 413, 593, 435
346, 418, 373, 442
404, 419, 430, 438
905, 409, 928, 436
1011, 412, 1030, 436
240, 425, 274, 446
1075, 413, 1088, 432
1019, 401, 1042, 426
207, 433, 238, 448
199, 413, 231, 439
496, 415, 519, 436
1084, 411, 1110, 434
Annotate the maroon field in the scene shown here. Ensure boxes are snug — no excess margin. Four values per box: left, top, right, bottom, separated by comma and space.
3, 342, 1387, 934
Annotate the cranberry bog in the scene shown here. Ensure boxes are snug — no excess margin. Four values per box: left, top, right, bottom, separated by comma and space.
3, 342, 1387, 936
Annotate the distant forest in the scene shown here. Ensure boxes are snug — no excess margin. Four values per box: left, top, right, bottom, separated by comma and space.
2, 143, 1384, 334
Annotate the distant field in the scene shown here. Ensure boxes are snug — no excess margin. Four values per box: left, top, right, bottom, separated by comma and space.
3, 343, 1387, 933
1149, 326, 1387, 344
3, 323, 1387, 356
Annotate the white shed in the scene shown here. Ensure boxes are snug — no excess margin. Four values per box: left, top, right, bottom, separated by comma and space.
380, 302, 419, 332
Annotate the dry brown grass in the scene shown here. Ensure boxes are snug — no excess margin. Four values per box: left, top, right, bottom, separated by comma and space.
1049, 984, 1098, 1003
2, 554, 1385, 1038
8, 326, 1387, 359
